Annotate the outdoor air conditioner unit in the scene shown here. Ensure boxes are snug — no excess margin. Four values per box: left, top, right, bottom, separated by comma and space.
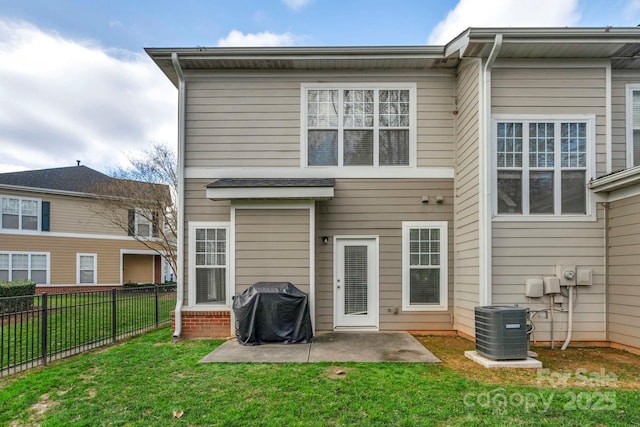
474, 306, 528, 360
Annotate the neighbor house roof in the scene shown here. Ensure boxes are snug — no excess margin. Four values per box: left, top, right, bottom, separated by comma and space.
146, 27, 640, 87
0, 165, 170, 203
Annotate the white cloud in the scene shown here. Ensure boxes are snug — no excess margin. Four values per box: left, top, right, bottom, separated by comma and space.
216, 29, 297, 47
281, 0, 313, 10
0, 19, 177, 173
428, 0, 581, 45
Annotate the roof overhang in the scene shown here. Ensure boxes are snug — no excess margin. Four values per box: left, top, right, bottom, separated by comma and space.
147, 27, 640, 87
445, 27, 640, 68
146, 45, 454, 87
206, 178, 335, 201
590, 166, 640, 202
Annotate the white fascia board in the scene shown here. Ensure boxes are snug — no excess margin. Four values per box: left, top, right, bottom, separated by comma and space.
186, 167, 455, 180
206, 186, 334, 200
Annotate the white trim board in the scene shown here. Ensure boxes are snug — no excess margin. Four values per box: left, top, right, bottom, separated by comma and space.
206, 186, 333, 200
186, 167, 455, 180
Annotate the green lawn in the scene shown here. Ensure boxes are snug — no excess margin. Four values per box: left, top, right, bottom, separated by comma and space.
1, 290, 175, 371
1, 327, 638, 426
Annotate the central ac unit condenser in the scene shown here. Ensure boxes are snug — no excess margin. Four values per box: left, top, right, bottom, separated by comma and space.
474, 306, 528, 360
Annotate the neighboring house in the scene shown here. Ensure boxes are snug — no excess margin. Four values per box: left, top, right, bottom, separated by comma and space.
0, 165, 171, 292
147, 27, 640, 353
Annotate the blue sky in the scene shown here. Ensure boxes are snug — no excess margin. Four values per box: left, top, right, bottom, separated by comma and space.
1, 0, 639, 173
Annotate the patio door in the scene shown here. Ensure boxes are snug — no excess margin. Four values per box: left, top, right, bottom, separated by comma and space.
334, 237, 378, 329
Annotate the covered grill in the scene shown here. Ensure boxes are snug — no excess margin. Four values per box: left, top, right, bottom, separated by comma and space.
233, 282, 313, 345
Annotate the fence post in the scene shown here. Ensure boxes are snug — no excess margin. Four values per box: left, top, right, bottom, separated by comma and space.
41, 293, 47, 367
155, 285, 159, 328
112, 288, 117, 343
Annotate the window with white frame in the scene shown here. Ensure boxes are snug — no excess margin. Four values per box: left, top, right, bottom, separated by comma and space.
495, 119, 592, 217
627, 85, 640, 167
135, 211, 152, 238
77, 254, 97, 284
402, 221, 448, 311
191, 225, 228, 304
1, 196, 39, 231
303, 84, 415, 167
0, 252, 48, 284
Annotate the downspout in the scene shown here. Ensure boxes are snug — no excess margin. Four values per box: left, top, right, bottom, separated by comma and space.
171, 52, 186, 338
479, 34, 503, 307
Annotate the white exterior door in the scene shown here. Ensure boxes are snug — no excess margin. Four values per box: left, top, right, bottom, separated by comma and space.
334, 237, 378, 329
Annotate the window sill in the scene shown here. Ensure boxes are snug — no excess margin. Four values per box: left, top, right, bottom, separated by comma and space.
402, 304, 448, 312
493, 214, 597, 222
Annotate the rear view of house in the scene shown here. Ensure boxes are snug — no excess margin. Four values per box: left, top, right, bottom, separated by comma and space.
0, 165, 171, 291
147, 27, 640, 353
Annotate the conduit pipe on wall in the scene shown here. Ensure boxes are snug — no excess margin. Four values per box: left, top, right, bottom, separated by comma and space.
561, 287, 574, 350
171, 52, 186, 338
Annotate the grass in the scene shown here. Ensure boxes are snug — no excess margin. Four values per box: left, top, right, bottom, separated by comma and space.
0, 327, 638, 426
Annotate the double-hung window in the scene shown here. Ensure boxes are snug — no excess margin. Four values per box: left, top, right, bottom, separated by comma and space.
495, 118, 593, 217
402, 221, 448, 311
136, 211, 152, 238
190, 223, 228, 305
77, 254, 97, 284
303, 84, 415, 167
0, 252, 49, 284
1, 196, 39, 231
626, 84, 640, 167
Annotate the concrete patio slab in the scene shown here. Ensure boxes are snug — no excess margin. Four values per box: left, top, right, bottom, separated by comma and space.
200, 331, 441, 363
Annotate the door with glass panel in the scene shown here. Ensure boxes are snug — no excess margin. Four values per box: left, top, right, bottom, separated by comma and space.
334, 238, 378, 329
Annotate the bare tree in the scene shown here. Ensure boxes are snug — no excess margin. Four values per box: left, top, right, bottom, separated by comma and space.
89, 144, 177, 279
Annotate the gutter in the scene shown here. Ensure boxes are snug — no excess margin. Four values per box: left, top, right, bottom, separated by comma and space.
171, 52, 186, 338
589, 165, 640, 193
479, 34, 503, 307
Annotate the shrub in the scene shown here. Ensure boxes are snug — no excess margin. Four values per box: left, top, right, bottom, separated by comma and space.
0, 280, 36, 314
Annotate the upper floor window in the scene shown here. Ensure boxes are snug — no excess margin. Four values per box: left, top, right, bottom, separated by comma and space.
0, 252, 49, 284
302, 84, 416, 167
626, 85, 640, 167
494, 118, 593, 218
1, 196, 40, 231
128, 209, 158, 238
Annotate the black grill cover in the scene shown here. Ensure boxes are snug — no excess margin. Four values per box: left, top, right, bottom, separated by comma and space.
233, 282, 313, 345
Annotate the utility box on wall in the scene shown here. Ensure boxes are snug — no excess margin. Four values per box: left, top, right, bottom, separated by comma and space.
475, 306, 528, 360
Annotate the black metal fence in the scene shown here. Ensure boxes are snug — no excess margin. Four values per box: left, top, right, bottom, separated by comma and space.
0, 285, 176, 377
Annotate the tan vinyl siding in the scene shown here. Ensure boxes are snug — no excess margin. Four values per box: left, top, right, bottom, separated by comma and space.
492, 216, 606, 342
184, 72, 455, 169
611, 71, 640, 170
316, 179, 454, 331
454, 59, 481, 337
123, 254, 155, 284
607, 194, 640, 349
492, 66, 607, 176
183, 178, 231, 302
491, 66, 607, 342
0, 189, 125, 235
234, 208, 310, 295
0, 233, 155, 285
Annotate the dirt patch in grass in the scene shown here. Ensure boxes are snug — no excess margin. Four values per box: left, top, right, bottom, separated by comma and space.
416, 335, 640, 389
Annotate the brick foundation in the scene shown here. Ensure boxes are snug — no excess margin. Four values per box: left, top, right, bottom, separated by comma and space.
172, 310, 231, 339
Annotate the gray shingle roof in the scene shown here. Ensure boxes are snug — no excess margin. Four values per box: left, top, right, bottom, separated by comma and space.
0, 166, 168, 200
207, 178, 335, 188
